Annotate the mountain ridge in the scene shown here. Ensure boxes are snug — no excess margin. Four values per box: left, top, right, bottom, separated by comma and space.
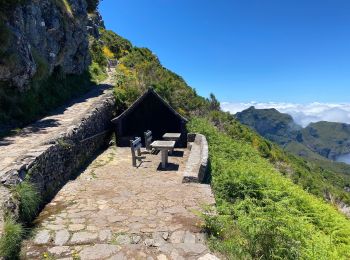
236, 106, 350, 161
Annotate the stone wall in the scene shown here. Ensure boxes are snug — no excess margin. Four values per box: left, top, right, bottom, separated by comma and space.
0, 91, 115, 229
182, 133, 209, 183
28, 95, 115, 201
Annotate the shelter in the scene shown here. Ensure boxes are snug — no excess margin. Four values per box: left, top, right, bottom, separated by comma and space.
111, 88, 188, 147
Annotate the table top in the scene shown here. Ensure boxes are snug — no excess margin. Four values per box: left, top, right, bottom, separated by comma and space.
151, 140, 175, 149
163, 133, 181, 139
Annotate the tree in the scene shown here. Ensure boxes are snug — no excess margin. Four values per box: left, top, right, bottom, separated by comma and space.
209, 93, 220, 111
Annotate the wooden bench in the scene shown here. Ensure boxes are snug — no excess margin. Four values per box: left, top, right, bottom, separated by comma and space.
144, 130, 153, 152
130, 137, 146, 167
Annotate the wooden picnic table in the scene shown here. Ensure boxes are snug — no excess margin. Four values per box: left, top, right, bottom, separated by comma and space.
151, 140, 175, 168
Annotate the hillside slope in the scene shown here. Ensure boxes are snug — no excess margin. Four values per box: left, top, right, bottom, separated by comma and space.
188, 118, 350, 259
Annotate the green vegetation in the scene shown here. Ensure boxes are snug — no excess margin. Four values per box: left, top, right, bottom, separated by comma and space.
0, 216, 24, 259
113, 46, 211, 116
188, 118, 350, 259
0, 182, 40, 259
89, 30, 212, 116
210, 111, 350, 205
99, 28, 132, 59
13, 181, 41, 222
88, 28, 128, 83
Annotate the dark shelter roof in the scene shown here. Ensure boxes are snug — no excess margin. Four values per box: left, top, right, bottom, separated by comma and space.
111, 88, 188, 146
112, 88, 188, 124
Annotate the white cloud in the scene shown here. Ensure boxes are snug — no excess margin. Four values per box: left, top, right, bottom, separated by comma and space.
221, 102, 350, 127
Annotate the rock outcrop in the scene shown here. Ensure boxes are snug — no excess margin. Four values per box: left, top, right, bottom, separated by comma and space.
0, 0, 91, 91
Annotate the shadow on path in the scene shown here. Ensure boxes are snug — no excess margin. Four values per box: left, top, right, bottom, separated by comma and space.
0, 83, 113, 146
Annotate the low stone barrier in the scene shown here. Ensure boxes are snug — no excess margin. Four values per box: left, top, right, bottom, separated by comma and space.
0, 91, 115, 228
182, 133, 209, 183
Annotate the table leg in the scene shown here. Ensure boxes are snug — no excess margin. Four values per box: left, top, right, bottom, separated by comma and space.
161, 150, 168, 168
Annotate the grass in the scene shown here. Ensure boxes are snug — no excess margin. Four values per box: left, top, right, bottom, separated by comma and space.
13, 181, 41, 223
0, 216, 24, 259
188, 118, 350, 259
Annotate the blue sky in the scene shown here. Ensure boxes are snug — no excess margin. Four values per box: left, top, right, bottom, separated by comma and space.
99, 0, 350, 103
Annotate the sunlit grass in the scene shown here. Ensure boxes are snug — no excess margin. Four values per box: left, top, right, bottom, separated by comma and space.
0, 216, 23, 259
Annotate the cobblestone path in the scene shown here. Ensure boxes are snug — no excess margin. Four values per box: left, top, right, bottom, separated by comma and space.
0, 72, 116, 175
22, 146, 218, 260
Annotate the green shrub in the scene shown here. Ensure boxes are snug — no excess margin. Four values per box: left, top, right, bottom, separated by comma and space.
99, 28, 132, 59
114, 45, 210, 117
13, 181, 41, 222
188, 118, 350, 259
89, 37, 108, 68
89, 61, 107, 83
0, 216, 23, 259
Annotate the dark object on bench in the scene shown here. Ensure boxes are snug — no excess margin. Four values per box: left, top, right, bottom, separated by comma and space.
130, 137, 146, 167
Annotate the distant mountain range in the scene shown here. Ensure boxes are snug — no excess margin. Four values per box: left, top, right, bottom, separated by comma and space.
236, 106, 350, 168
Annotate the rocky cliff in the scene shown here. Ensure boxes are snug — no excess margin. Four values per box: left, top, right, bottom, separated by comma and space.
0, 0, 92, 91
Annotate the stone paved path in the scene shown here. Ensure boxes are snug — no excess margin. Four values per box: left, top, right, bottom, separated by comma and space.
22, 146, 217, 260
0, 71, 116, 175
